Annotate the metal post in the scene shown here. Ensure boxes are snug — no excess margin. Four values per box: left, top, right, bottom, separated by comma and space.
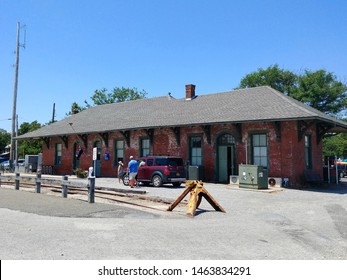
245, 138, 248, 164
15, 172, 20, 190
62, 175, 68, 198
335, 155, 339, 185
88, 177, 95, 203
36, 172, 41, 193
327, 158, 331, 184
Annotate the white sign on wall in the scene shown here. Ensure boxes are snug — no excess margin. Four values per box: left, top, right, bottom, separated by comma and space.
92, 147, 97, 161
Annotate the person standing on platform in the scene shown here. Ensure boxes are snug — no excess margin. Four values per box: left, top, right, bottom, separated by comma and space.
127, 156, 138, 188
117, 161, 124, 183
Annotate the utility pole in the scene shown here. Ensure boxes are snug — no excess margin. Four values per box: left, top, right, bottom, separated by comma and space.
10, 22, 25, 171
15, 114, 18, 169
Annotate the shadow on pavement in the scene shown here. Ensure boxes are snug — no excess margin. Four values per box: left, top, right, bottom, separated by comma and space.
283, 179, 347, 195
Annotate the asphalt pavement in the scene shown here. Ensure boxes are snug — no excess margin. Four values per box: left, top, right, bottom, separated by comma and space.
1, 174, 347, 260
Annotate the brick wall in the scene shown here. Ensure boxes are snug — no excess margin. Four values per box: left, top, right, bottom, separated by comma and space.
42, 120, 322, 185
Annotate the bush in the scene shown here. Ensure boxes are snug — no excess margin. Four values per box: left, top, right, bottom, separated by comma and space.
73, 168, 87, 178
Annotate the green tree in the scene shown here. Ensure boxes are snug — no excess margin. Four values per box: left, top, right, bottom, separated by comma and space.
86, 87, 147, 106
0, 129, 11, 154
238, 66, 347, 116
238, 64, 297, 95
291, 70, 347, 116
17, 121, 42, 157
323, 134, 347, 158
67, 102, 87, 115
69, 87, 147, 115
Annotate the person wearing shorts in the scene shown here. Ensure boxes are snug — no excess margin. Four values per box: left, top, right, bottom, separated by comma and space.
128, 156, 138, 188
117, 161, 124, 183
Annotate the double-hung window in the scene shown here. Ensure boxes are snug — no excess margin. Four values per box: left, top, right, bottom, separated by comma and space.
55, 143, 62, 165
115, 140, 124, 164
190, 136, 202, 166
252, 134, 268, 168
141, 138, 150, 157
304, 135, 312, 169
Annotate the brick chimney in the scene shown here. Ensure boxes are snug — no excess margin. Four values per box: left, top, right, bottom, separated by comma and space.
185, 84, 196, 100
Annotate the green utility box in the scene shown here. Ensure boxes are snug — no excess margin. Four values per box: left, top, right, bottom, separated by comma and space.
239, 164, 268, 189
188, 166, 204, 180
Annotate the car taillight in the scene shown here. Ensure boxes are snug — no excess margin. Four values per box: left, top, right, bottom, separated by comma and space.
164, 167, 170, 175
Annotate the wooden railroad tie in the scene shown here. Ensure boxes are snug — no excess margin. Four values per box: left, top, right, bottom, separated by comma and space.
167, 180, 226, 216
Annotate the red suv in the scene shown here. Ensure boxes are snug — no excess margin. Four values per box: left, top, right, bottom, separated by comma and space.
122, 156, 186, 187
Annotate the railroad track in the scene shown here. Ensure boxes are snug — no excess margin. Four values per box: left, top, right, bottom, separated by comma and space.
0, 179, 187, 214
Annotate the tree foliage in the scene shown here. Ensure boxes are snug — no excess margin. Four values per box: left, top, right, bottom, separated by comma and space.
67, 102, 86, 115
0, 129, 11, 154
17, 121, 42, 156
290, 70, 347, 116
87, 87, 147, 106
69, 87, 147, 115
238, 65, 297, 96
238, 65, 347, 116
323, 134, 347, 158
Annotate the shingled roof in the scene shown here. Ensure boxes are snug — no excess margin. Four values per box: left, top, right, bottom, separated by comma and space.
17, 86, 347, 139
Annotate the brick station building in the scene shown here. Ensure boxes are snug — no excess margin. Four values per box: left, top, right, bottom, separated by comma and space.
17, 85, 347, 186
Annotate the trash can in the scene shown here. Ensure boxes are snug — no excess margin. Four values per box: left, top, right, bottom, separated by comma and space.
188, 165, 204, 180
239, 164, 268, 189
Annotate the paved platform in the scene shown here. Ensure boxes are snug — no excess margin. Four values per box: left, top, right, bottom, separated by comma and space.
1, 173, 347, 260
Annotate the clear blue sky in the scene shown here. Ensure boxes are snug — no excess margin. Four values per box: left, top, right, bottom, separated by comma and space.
1, 0, 346, 132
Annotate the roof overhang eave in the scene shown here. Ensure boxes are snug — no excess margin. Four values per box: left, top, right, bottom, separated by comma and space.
14, 115, 347, 140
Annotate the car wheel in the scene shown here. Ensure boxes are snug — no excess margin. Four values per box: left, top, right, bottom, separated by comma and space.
172, 182, 182, 187
122, 174, 129, 186
152, 175, 163, 187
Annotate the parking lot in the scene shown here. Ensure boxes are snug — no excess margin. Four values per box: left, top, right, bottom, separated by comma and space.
0, 174, 347, 260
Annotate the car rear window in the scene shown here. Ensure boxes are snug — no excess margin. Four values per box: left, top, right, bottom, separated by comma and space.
170, 159, 184, 166
155, 158, 167, 166
154, 158, 184, 167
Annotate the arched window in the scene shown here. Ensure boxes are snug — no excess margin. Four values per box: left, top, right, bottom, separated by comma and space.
218, 134, 235, 145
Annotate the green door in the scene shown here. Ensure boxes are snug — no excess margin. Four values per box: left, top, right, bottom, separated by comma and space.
72, 143, 81, 170
219, 146, 228, 182
217, 134, 236, 183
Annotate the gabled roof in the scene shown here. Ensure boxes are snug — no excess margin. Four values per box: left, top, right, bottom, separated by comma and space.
17, 86, 347, 139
